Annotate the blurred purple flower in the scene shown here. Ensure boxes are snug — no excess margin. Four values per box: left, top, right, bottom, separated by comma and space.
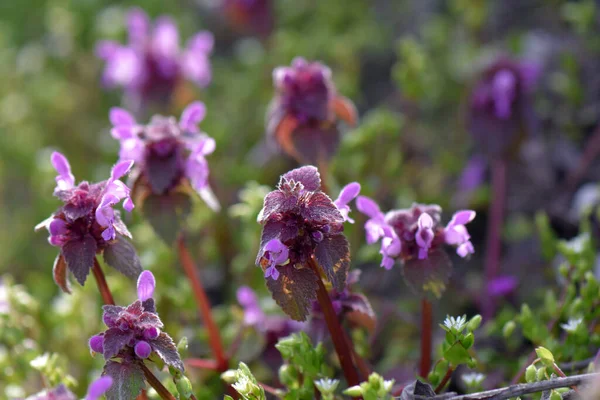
267, 57, 357, 164
469, 57, 539, 158
236, 286, 303, 334
85, 376, 113, 400
256, 166, 352, 320
458, 155, 487, 192
357, 196, 477, 269
334, 182, 361, 223
222, 0, 274, 37
96, 8, 213, 104
487, 275, 518, 297
35, 152, 140, 290
25, 377, 112, 400
109, 102, 219, 211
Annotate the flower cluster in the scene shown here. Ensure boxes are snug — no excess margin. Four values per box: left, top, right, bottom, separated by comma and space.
90, 271, 184, 399
25, 377, 112, 400
468, 57, 539, 158
256, 166, 359, 320
36, 152, 141, 291
267, 57, 357, 164
356, 196, 476, 270
96, 8, 213, 104
109, 102, 219, 211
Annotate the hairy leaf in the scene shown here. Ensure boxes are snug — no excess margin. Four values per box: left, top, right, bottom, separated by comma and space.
138, 312, 163, 329
401, 249, 452, 300
103, 360, 145, 400
289, 123, 340, 165
142, 298, 156, 314
266, 264, 318, 321
344, 293, 376, 333
150, 332, 184, 372
103, 236, 142, 279
143, 192, 192, 245
282, 166, 321, 191
52, 254, 71, 294
62, 234, 97, 285
103, 328, 134, 360
258, 190, 298, 223
146, 150, 181, 194
301, 191, 344, 225
313, 234, 350, 291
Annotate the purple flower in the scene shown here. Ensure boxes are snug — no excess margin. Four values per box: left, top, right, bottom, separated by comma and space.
96, 8, 213, 104
236, 286, 303, 334
357, 196, 477, 268
256, 166, 352, 320
469, 57, 539, 157
267, 57, 357, 164
85, 376, 113, 400
108, 102, 219, 211
24, 377, 112, 400
334, 182, 361, 223
35, 152, 141, 290
91, 271, 184, 391
487, 275, 518, 297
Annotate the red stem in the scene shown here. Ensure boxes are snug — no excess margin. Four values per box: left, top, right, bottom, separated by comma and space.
177, 236, 228, 372
92, 258, 115, 305
341, 327, 372, 381
185, 358, 219, 371
309, 259, 360, 388
434, 367, 454, 393
420, 299, 433, 378
482, 158, 507, 320
136, 390, 149, 400
140, 363, 177, 400
258, 382, 281, 396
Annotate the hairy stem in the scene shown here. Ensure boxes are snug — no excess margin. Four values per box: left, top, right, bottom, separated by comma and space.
482, 158, 507, 320
420, 299, 433, 378
92, 258, 115, 305
435, 367, 454, 393
341, 327, 372, 381
140, 363, 177, 400
177, 235, 228, 372
309, 259, 360, 388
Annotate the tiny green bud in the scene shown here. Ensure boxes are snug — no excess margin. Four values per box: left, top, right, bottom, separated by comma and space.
503, 321, 516, 338
549, 390, 562, 400
461, 333, 475, 349
343, 385, 363, 397
175, 376, 193, 399
536, 366, 547, 381
221, 370, 238, 384
535, 347, 555, 367
177, 337, 189, 355
467, 315, 482, 332
525, 365, 537, 383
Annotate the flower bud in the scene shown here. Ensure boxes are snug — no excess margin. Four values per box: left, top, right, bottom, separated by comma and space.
134, 340, 152, 359
175, 376, 193, 399
343, 385, 363, 397
143, 327, 160, 340
467, 315, 482, 332
536, 366, 547, 381
503, 321, 516, 338
550, 390, 562, 400
89, 335, 104, 354
525, 365, 537, 383
221, 370, 238, 384
461, 333, 475, 349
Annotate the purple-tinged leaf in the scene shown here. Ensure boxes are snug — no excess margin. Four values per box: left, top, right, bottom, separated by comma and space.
102, 305, 125, 328
112, 211, 132, 239
289, 124, 340, 165
103, 236, 142, 279
331, 95, 358, 127
62, 200, 95, 222
146, 150, 180, 194
401, 249, 452, 300
138, 312, 163, 329
62, 235, 97, 285
344, 293, 376, 333
258, 190, 298, 223
142, 298, 156, 314
103, 328, 134, 360
143, 192, 192, 245
313, 234, 350, 291
301, 191, 344, 225
125, 300, 144, 317
150, 332, 184, 371
103, 360, 145, 400
282, 166, 321, 191
266, 264, 318, 321
52, 254, 71, 294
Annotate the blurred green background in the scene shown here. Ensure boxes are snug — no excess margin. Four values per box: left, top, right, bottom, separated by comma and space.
1, 0, 599, 398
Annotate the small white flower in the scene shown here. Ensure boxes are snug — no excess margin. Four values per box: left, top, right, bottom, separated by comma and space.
443, 315, 467, 331
462, 372, 485, 386
315, 378, 339, 393
561, 318, 583, 333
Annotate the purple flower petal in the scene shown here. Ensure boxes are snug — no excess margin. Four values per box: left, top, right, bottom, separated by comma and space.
152, 16, 180, 58
95, 40, 119, 59
49, 218, 68, 236
127, 8, 150, 48
415, 213, 434, 260
85, 376, 113, 400
51, 151, 75, 191
237, 286, 259, 308
111, 160, 134, 181
492, 69, 517, 119
137, 270, 155, 301
186, 31, 214, 54
134, 340, 152, 359
448, 210, 476, 227
123, 197, 135, 212
457, 241, 475, 258
356, 196, 382, 219
264, 238, 289, 265
109, 108, 136, 127
335, 182, 361, 206
181, 50, 212, 87
180, 101, 206, 133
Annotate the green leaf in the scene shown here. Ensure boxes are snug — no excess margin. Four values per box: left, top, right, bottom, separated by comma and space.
443, 341, 471, 365
535, 347, 555, 367
143, 192, 192, 245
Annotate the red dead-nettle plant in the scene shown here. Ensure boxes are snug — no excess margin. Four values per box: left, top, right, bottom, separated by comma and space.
256, 165, 361, 387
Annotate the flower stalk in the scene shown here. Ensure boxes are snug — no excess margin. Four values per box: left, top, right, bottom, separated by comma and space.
420, 299, 433, 378
177, 235, 228, 371
92, 258, 115, 305
140, 362, 177, 400
434, 367, 454, 393
309, 258, 360, 388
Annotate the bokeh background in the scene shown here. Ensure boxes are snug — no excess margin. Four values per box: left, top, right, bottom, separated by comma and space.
1, 0, 600, 398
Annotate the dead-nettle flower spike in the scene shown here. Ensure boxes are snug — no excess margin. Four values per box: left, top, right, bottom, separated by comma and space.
35, 152, 141, 291
255, 166, 359, 321
109, 102, 220, 212
96, 8, 213, 104
357, 196, 476, 298
266, 57, 358, 164
468, 57, 539, 158
90, 270, 183, 400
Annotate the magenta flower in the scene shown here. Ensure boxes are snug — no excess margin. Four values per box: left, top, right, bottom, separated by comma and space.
91, 271, 183, 399
35, 152, 141, 291
109, 102, 219, 211
85, 376, 113, 400
24, 377, 112, 400
96, 8, 213, 105
267, 57, 357, 164
256, 166, 353, 320
237, 286, 303, 334
334, 182, 361, 223
469, 57, 539, 158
